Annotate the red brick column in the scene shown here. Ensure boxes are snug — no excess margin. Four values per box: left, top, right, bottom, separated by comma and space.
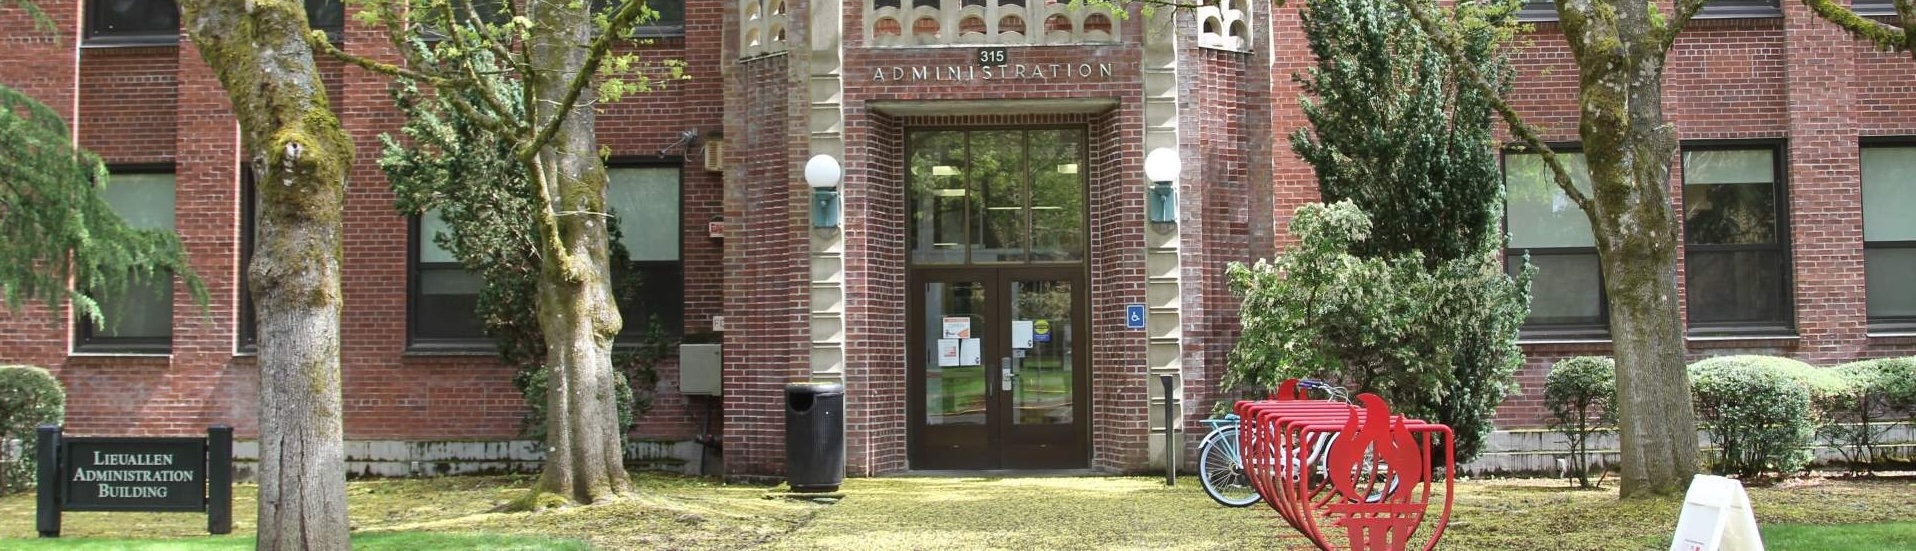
1783, 6, 1866, 363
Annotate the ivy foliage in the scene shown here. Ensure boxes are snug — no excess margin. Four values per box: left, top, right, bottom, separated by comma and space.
377, 51, 665, 443
1225, 202, 1529, 464
0, 365, 63, 495
1544, 356, 1616, 488
0, 84, 206, 326
1227, 0, 1528, 464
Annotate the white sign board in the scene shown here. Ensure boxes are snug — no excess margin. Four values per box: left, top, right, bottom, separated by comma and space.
1011, 320, 1034, 349
1668, 475, 1765, 551
942, 317, 971, 339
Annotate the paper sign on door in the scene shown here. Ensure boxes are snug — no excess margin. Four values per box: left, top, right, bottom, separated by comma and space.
960, 338, 982, 366
942, 317, 971, 339
1012, 320, 1034, 349
937, 339, 961, 367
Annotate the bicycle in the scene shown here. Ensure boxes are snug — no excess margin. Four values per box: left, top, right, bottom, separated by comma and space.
1198, 379, 1377, 508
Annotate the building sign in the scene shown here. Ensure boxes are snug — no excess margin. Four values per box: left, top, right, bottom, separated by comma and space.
36, 425, 233, 537
64, 438, 206, 510
872, 62, 1117, 83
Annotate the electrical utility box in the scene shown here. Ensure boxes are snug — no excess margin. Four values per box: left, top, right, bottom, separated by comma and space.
679, 344, 722, 396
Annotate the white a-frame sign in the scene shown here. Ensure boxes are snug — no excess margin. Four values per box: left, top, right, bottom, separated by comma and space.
1668, 474, 1765, 551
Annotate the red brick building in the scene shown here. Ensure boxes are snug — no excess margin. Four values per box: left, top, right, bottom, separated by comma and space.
1, 0, 1911, 478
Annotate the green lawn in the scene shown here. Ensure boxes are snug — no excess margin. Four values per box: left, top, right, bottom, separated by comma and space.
0, 473, 1911, 550
1763, 522, 1916, 550
2, 532, 588, 550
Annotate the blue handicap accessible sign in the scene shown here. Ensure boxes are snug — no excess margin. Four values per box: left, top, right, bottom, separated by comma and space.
1126, 304, 1146, 330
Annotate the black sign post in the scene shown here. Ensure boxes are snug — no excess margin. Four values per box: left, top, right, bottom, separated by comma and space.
35, 425, 234, 537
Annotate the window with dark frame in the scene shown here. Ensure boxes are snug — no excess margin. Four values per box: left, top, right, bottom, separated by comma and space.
306, 0, 346, 40
86, 0, 181, 44
1862, 143, 1916, 332
409, 211, 489, 348
1697, 0, 1782, 18
1517, 0, 1559, 22
1852, 0, 1895, 16
1504, 150, 1609, 337
593, 0, 686, 36
76, 167, 177, 353
606, 164, 684, 339
1682, 144, 1792, 334
86, 0, 343, 44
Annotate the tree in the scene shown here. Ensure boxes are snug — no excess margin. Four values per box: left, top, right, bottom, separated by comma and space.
324, 0, 682, 505
378, 70, 668, 448
1801, 0, 1915, 55
1384, 0, 1720, 497
1, 84, 205, 328
177, 0, 354, 548
1280, 0, 1528, 463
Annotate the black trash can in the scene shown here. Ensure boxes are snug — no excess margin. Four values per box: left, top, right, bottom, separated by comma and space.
785, 382, 845, 492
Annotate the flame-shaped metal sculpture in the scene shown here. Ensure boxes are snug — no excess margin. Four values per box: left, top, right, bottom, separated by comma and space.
1235, 379, 1456, 551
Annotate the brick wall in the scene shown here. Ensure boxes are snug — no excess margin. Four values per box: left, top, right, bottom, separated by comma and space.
1489, 15, 1916, 429
720, 52, 809, 479
2, 3, 731, 442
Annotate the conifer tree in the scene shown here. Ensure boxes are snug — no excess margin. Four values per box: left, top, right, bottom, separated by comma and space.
1276, 0, 1529, 464
1, 85, 205, 325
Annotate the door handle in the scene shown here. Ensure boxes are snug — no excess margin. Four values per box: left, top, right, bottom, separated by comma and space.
1001, 357, 1014, 391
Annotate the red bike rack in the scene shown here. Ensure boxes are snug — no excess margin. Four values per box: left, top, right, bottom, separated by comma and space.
1234, 379, 1456, 551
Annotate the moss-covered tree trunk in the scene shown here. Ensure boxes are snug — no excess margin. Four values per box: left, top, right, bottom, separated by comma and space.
524, 0, 632, 504
1560, 0, 1699, 498
179, 1, 351, 548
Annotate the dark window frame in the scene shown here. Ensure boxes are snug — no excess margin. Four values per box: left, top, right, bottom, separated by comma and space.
306, 0, 346, 42
1519, 0, 1785, 22
1501, 145, 1612, 339
85, 0, 181, 46
238, 166, 257, 352
407, 213, 493, 351
75, 163, 178, 354
1696, 0, 1783, 19
1863, 136, 1916, 332
605, 157, 687, 341
1680, 139, 1794, 336
594, 0, 687, 38
1852, 0, 1896, 17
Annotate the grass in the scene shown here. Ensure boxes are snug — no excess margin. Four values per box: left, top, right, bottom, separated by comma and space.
0, 473, 1911, 550
0, 532, 590, 550
1763, 522, 1916, 550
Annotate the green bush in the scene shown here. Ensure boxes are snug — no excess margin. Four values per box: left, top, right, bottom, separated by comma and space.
1225, 202, 1529, 464
0, 365, 64, 495
1688, 355, 1818, 479
1822, 357, 1916, 472
1544, 356, 1615, 488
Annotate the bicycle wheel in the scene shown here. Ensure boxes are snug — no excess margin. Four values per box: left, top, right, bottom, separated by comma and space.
1198, 427, 1261, 507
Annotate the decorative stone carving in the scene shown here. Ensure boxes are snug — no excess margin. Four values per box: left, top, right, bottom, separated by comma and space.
1197, 0, 1251, 51
740, 0, 790, 57
866, 0, 1120, 47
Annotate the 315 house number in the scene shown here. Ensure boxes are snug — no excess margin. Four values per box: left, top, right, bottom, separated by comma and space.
976, 47, 1008, 66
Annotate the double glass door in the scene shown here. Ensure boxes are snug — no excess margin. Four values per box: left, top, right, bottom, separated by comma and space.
904, 126, 1090, 470
911, 269, 1086, 470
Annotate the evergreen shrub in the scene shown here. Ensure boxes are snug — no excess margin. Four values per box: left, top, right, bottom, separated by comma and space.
0, 365, 64, 494
1688, 355, 1819, 478
1822, 357, 1916, 471
1543, 356, 1614, 488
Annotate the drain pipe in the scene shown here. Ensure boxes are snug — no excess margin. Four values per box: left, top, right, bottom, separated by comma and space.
1161, 374, 1176, 486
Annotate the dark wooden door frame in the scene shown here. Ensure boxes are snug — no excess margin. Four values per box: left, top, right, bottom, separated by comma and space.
906, 267, 1089, 470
